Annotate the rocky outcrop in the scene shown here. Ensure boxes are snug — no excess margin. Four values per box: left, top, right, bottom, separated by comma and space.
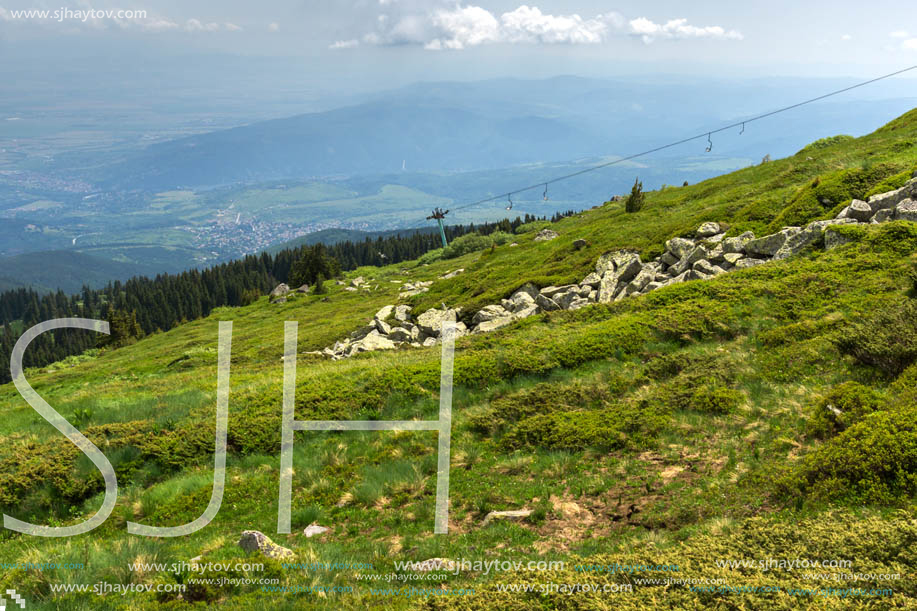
317, 177, 917, 359
533, 229, 559, 241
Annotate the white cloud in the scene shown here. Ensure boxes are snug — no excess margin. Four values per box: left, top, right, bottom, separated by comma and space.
0, 7, 11, 22
330, 38, 360, 49
185, 19, 220, 32
268, 22, 280, 32
357, 4, 740, 50
840, 33, 852, 41
627, 17, 743, 44
224, 22, 243, 32
903, 38, 917, 50
890, 30, 910, 38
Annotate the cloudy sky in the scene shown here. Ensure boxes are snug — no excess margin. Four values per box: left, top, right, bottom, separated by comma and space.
1, 1, 916, 74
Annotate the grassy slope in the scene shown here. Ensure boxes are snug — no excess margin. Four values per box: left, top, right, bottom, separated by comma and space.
0, 110, 916, 610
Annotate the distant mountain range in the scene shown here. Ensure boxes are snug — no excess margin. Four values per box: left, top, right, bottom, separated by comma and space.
97, 76, 917, 191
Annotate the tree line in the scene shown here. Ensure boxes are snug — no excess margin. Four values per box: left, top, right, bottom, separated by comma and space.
0, 212, 572, 383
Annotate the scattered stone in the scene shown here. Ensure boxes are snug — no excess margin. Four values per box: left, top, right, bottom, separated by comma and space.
665, 237, 695, 259
473, 305, 511, 324
572, 239, 588, 250
535, 293, 561, 311
871, 208, 894, 224
270, 284, 290, 302
825, 226, 857, 250
482, 509, 532, 526
693, 260, 725, 276
374, 305, 394, 321
722, 231, 755, 253
439, 269, 465, 280
773, 218, 857, 260
394, 305, 412, 322
416, 308, 457, 336
304, 524, 329, 538
533, 229, 559, 241
895, 199, 917, 222
238, 531, 294, 560
696, 222, 721, 238
734, 258, 766, 269
846, 200, 873, 222
580, 272, 601, 287
295, 285, 311, 293
745, 227, 800, 257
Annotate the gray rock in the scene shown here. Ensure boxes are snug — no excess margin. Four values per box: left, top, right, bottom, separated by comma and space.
643, 281, 665, 293
895, 198, 917, 222
665, 237, 695, 259
693, 260, 725, 276
660, 251, 679, 266
625, 267, 655, 294
535, 293, 561, 311
734, 258, 766, 269
439, 268, 465, 280
394, 305, 412, 322
614, 255, 643, 283
573, 239, 588, 250
686, 269, 712, 281
847, 200, 873, 222
871, 208, 894, 224
473, 317, 515, 334
375, 319, 392, 335
773, 218, 857, 260
508, 291, 535, 313
350, 323, 377, 341
388, 326, 416, 342
416, 308, 457, 336
422, 337, 438, 347
669, 245, 710, 276
269, 284, 290, 302
472, 305, 510, 325
567, 298, 591, 310
745, 228, 800, 257
666, 271, 690, 285
867, 181, 917, 212
580, 272, 602, 287
304, 524, 329, 538
705, 233, 726, 243
358, 332, 397, 351
722, 231, 755, 253
595, 252, 617, 275
721, 252, 744, 267
512, 304, 540, 319
540, 284, 577, 298
514, 283, 540, 299
374, 305, 394, 321
597, 274, 618, 303
238, 531, 294, 560
696, 222, 721, 237
534, 229, 559, 241
295, 284, 311, 293
554, 289, 581, 310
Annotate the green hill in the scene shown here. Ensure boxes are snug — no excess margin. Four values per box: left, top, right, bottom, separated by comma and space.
1, 109, 917, 610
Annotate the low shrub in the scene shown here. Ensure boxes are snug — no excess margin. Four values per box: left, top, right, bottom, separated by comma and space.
805, 381, 884, 439
834, 298, 917, 377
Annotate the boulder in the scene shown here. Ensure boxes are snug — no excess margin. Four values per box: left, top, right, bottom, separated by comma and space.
374, 305, 394, 321
534, 229, 559, 241
643, 281, 665, 293
508, 291, 535, 313
871, 208, 894, 224
745, 227, 800, 257
512, 304, 540, 319
554, 289, 581, 310
625, 267, 655, 294
895, 199, 917, 222
375, 319, 392, 335
350, 323, 377, 341
473, 316, 515, 334
472, 304, 510, 324
295, 285, 311, 293
597, 274, 618, 303
422, 337, 438, 347
535, 294, 561, 311
722, 231, 755, 254
772, 218, 857, 260
734, 258, 766, 269
705, 233, 726, 243
358, 331, 397, 351
567, 298, 591, 310
846, 200, 873, 222
573, 239, 588, 250
669, 245, 710, 276
687, 269, 712, 281
696, 222, 721, 238
269, 284, 290, 302
580, 272, 602, 287
514, 283, 540, 299
612, 253, 643, 283
867, 181, 917, 213
394, 305, 412, 322
665, 237, 695, 259
659, 251, 679, 267
416, 308, 457, 336
720, 252, 744, 267
388, 326, 416, 342
238, 531, 294, 560
595, 252, 616, 275
693, 260, 725, 276
439, 269, 465, 280
540, 285, 577, 298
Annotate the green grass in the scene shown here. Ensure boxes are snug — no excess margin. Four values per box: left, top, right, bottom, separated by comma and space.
0, 109, 916, 609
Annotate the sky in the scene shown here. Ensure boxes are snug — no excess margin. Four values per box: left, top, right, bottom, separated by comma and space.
1, 0, 916, 86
